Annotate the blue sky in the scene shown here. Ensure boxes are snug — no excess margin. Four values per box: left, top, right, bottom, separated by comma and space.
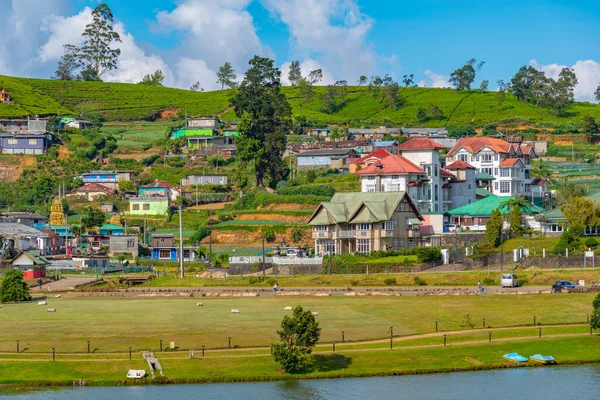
1, 0, 599, 100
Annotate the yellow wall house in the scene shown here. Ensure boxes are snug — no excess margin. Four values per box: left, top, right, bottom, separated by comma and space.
129, 197, 169, 216
308, 192, 423, 256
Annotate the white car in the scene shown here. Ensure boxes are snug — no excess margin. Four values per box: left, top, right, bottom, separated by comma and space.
501, 274, 518, 288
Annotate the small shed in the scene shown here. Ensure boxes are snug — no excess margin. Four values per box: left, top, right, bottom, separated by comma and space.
10, 251, 48, 279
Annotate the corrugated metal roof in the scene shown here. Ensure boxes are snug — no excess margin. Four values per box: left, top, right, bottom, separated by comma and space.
0, 223, 46, 237
448, 196, 541, 217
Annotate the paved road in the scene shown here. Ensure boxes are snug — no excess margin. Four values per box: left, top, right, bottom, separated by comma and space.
31, 276, 98, 293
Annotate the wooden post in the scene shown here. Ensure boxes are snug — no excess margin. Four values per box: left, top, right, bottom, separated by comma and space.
443, 335, 447, 347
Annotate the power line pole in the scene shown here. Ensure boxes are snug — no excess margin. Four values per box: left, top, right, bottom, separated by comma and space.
178, 205, 184, 278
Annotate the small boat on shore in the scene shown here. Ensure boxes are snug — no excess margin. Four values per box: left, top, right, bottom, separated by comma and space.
529, 354, 556, 365
127, 370, 147, 379
503, 353, 528, 363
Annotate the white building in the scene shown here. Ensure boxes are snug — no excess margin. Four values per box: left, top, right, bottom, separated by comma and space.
446, 137, 542, 197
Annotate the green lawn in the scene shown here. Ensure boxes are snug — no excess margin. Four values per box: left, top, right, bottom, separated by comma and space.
502, 237, 560, 252
0, 294, 595, 353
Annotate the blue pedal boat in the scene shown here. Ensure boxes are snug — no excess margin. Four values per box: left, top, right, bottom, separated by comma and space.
529, 354, 556, 365
503, 353, 529, 363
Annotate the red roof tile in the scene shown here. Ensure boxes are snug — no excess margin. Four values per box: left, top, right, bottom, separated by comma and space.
355, 154, 426, 175
353, 148, 391, 164
439, 168, 455, 177
445, 160, 476, 170
447, 137, 512, 157
143, 180, 177, 189
71, 183, 115, 195
498, 158, 523, 167
397, 137, 445, 150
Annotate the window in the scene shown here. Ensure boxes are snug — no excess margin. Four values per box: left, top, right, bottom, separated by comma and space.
494, 168, 498, 176
143, 203, 150, 210
459, 154, 468, 162
7, 138, 17, 145
399, 239, 405, 247
160, 238, 165, 243
391, 175, 400, 179
500, 168, 510, 177
393, 219, 399, 227
398, 203, 405, 211
366, 185, 376, 192
28, 139, 37, 145
132, 204, 140, 210
481, 154, 492, 163
389, 184, 400, 192
393, 239, 399, 247
313, 225, 327, 231
366, 175, 376, 180
494, 182, 498, 191
357, 239, 370, 254
357, 223, 370, 230
468, 184, 472, 189
380, 220, 393, 230
500, 181, 510, 194
434, 184, 438, 201
494, 154, 499, 161
159, 249, 171, 259
434, 165, 438, 177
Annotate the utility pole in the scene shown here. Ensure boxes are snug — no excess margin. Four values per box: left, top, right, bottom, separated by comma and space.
178, 205, 184, 278
262, 236, 266, 277
209, 230, 213, 263
500, 215, 504, 271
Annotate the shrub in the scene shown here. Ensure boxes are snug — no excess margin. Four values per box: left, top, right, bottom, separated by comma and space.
279, 184, 335, 197
518, 278, 529, 287
482, 277, 495, 285
350, 280, 359, 286
261, 226, 276, 243
413, 276, 427, 286
383, 277, 397, 286
585, 237, 598, 249
248, 276, 259, 285
414, 247, 442, 263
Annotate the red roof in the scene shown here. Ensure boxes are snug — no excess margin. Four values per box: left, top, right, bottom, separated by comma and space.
442, 183, 451, 189
71, 183, 115, 195
447, 137, 512, 157
397, 137, 445, 150
445, 160, 476, 170
355, 154, 426, 175
439, 168, 455, 177
407, 181, 425, 187
353, 148, 391, 164
499, 158, 523, 167
143, 180, 177, 189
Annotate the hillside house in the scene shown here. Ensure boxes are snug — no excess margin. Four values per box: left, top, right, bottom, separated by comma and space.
444, 160, 477, 210
129, 197, 169, 216
0, 119, 47, 133
10, 251, 48, 279
99, 224, 124, 235
149, 234, 198, 261
1, 89, 11, 103
373, 140, 398, 154
0, 212, 47, 229
77, 171, 134, 190
0, 133, 52, 155
139, 180, 180, 202
188, 117, 219, 129
0, 223, 49, 253
446, 137, 545, 198
308, 192, 424, 255
181, 174, 228, 187
348, 127, 401, 141
72, 254, 110, 269
401, 128, 448, 137
109, 234, 138, 257
297, 148, 358, 171
67, 183, 115, 201
59, 118, 93, 130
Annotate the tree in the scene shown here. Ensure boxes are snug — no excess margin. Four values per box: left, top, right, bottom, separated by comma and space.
382, 80, 401, 110
402, 74, 414, 87
217, 62, 237, 90
496, 79, 508, 110
595, 84, 600, 103
485, 209, 503, 247
189, 82, 203, 92
556, 181, 587, 206
307, 69, 323, 85
545, 68, 578, 116
273, 305, 321, 373
138, 70, 165, 86
427, 104, 443, 120
231, 56, 292, 187
81, 207, 106, 229
581, 115, 598, 143
534, 213, 551, 236
334, 80, 348, 103
561, 197, 600, 229
54, 44, 81, 80
288, 61, 302, 86
480, 80, 489, 91
0, 269, 30, 303
77, 3, 122, 79
591, 292, 600, 330
447, 124, 475, 138
508, 204, 524, 238
416, 107, 428, 123
358, 75, 367, 86
449, 60, 476, 91
117, 180, 134, 192
297, 77, 314, 107
482, 123, 497, 136
510, 65, 547, 105
320, 85, 340, 114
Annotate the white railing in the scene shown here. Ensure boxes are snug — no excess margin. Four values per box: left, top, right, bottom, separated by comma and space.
339, 230, 355, 238
272, 257, 323, 266
229, 256, 273, 264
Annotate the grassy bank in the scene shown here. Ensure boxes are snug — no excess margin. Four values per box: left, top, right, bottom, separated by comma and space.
0, 336, 599, 386
0, 295, 594, 352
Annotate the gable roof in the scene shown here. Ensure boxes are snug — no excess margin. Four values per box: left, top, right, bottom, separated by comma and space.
142, 180, 177, 190
353, 148, 391, 164
448, 196, 542, 217
439, 168, 455, 177
11, 251, 50, 266
530, 178, 548, 186
308, 192, 422, 225
397, 137, 445, 150
71, 183, 115, 195
355, 154, 426, 176
447, 137, 512, 157
499, 158, 525, 168
298, 148, 355, 157
445, 160, 476, 170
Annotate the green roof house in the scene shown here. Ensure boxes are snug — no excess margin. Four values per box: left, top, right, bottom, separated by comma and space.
307, 192, 424, 255
539, 190, 600, 235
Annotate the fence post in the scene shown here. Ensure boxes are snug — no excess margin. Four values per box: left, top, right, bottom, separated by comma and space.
129, 347, 132, 360
533, 315, 536, 326
52, 348, 55, 361
539, 327, 542, 338
270, 343, 273, 355
202, 345, 205, 359
332, 341, 335, 353
228, 337, 231, 349
16, 340, 19, 353
342, 331, 345, 343
435, 321, 438, 332
443, 335, 447, 347
87, 340, 90, 353
489, 331, 492, 343
482, 318, 486, 328
390, 336, 393, 350
160, 340, 163, 352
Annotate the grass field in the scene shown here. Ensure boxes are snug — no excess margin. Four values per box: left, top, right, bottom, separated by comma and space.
2, 75, 600, 126
0, 294, 595, 354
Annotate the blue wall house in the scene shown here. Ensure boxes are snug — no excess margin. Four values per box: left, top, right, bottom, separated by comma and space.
99, 224, 124, 235
0, 133, 52, 155
297, 149, 357, 171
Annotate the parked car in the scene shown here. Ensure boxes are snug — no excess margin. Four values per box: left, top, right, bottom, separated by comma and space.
501, 273, 519, 288
551, 280, 577, 293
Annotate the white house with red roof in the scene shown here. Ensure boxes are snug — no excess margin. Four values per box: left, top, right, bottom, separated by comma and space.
67, 183, 115, 201
446, 137, 541, 197
139, 180, 181, 202
444, 160, 477, 210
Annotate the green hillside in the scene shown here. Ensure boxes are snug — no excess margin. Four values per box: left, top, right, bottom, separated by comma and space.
1, 75, 599, 126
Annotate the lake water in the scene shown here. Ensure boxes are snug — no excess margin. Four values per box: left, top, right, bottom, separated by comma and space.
4, 365, 600, 399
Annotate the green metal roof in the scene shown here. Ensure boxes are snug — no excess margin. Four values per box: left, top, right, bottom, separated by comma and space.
543, 190, 600, 220
448, 196, 541, 217
476, 172, 495, 181
100, 224, 123, 230
308, 192, 408, 226
20, 251, 49, 266
476, 188, 493, 197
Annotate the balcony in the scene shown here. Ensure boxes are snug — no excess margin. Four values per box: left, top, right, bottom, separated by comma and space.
312, 231, 332, 239
407, 229, 420, 238
380, 230, 395, 238
338, 230, 355, 239
356, 230, 373, 239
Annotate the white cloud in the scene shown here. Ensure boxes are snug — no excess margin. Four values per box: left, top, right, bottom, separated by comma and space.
39, 7, 92, 62
418, 70, 451, 88
262, 0, 377, 83
175, 58, 218, 91
530, 59, 600, 103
